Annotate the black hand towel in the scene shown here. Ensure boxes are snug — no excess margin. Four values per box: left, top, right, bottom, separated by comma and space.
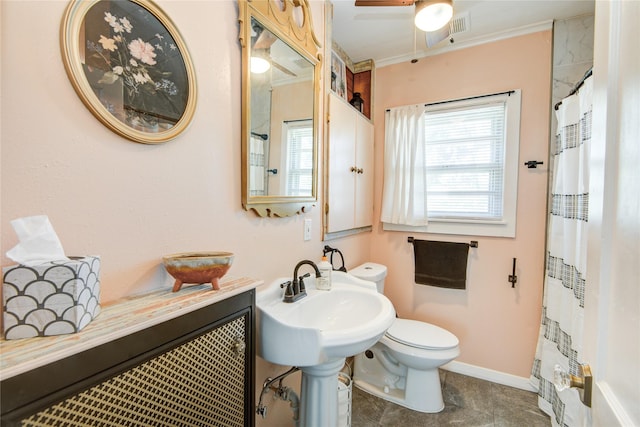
413, 239, 469, 289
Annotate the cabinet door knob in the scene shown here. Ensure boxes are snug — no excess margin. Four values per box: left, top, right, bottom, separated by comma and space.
357, 168, 364, 174
232, 336, 246, 358
350, 166, 357, 173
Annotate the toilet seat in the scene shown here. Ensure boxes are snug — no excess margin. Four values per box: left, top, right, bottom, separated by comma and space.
385, 318, 459, 350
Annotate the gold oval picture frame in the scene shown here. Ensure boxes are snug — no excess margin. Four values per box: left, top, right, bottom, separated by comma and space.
61, 0, 197, 144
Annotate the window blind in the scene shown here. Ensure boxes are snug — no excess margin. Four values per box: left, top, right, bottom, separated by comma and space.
286, 121, 313, 196
424, 101, 506, 220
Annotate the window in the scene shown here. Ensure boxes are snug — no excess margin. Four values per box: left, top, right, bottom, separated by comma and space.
284, 119, 313, 196
384, 90, 521, 237
425, 101, 506, 220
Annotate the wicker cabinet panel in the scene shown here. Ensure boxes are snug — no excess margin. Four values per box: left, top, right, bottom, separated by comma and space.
21, 316, 246, 426
1, 289, 256, 427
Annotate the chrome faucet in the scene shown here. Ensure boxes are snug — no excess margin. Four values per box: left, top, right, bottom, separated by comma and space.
280, 260, 321, 303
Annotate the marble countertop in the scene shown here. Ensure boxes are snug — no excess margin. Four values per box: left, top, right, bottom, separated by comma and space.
0, 276, 262, 381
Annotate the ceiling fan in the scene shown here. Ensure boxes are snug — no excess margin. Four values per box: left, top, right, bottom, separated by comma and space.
354, 0, 416, 5
251, 24, 297, 77
354, 0, 455, 47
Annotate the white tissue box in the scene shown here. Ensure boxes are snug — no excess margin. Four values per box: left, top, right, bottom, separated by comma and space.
2, 256, 101, 340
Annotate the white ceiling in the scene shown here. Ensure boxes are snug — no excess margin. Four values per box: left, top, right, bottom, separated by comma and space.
331, 0, 595, 67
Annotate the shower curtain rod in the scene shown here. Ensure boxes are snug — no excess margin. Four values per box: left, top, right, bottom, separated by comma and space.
554, 67, 593, 110
251, 131, 268, 140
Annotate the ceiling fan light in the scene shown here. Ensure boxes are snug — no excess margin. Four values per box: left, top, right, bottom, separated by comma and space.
250, 56, 271, 74
414, 0, 453, 32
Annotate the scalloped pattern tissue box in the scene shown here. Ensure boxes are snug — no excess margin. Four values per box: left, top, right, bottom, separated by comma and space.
2, 256, 101, 340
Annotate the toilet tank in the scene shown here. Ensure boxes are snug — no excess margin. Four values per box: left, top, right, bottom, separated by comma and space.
349, 262, 387, 294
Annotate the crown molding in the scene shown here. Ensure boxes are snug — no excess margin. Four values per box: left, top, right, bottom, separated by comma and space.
376, 19, 554, 68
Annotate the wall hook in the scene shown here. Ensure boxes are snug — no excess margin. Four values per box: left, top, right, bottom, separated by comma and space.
508, 257, 517, 287
524, 160, 544, 168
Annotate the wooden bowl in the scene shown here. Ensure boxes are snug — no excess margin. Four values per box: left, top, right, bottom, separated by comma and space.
163, 252, 234, 292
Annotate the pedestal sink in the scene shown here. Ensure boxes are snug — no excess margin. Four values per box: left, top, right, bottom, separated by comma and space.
256, 270, 395, 426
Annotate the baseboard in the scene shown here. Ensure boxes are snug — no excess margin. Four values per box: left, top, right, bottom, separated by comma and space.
441, 361, 537, 392
594, 381, 636, 426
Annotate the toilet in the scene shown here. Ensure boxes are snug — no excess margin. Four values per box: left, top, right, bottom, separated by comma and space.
349, 262, 460, 413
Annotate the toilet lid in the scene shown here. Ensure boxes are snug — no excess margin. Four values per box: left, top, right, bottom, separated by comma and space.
385, 318, 459, 350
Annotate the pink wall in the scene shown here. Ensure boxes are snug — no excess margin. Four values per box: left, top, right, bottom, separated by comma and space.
370, 31, 553, 378
0, 2, 371, 425
0, 1, 349, 302
1, 0, 552, 421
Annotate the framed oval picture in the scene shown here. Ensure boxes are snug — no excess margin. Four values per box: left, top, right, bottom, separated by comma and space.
61, 0, 197, 144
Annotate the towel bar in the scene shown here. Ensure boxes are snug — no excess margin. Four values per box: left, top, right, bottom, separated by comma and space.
407, 237, 478, 248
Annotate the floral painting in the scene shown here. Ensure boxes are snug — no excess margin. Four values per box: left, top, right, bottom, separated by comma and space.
80, 0, 190, 133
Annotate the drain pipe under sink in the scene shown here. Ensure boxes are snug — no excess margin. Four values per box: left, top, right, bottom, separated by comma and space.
256, 366, 301, 426
277, 386, 300, 427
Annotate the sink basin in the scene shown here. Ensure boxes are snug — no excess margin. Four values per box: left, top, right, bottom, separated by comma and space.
256, 270, 396, 367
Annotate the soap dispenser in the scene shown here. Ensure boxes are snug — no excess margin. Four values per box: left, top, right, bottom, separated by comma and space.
317, 256, 332, 290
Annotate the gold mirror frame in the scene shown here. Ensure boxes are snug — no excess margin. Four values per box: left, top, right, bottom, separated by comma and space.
60, 0, 197, 144
238, 0, 323, 217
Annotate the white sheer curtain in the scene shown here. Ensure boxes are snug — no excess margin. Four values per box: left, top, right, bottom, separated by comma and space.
380, 104, 428, 226
531, 76, 592, 427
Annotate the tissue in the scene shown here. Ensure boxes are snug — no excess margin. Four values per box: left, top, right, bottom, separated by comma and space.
5, 215, 69, 266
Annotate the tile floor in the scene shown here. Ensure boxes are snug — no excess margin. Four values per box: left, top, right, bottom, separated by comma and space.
351, 370, 550, 426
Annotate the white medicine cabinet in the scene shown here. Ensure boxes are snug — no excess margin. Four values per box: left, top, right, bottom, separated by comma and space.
325, 92, 374, 237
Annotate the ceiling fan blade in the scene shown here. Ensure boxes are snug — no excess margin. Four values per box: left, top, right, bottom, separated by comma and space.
425, 25, 450, 48
272, 61, 297, 77
352, 12, 413, 21
253, 30, 278, 50
355, 0, 415, 6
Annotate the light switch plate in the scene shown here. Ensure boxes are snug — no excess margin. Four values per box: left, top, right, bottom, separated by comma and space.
304, 219, 312, 241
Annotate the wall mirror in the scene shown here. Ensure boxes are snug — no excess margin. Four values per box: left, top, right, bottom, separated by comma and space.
238, 0, 322, 217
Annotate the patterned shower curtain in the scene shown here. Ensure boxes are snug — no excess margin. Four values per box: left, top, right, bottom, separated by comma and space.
530, 75, 593, 427
250, 135, 266, 196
